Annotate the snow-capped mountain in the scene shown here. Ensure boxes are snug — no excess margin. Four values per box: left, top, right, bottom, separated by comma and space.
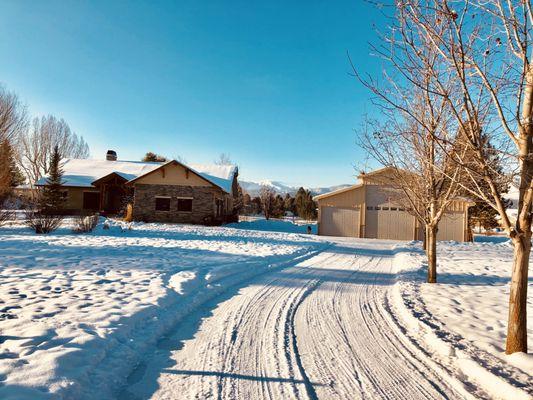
239, 180, 351, 197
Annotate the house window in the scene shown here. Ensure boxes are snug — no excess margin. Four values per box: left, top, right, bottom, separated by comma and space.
155, 197, 171, 211
83, 192, 99, 210
177, 198, 193, 212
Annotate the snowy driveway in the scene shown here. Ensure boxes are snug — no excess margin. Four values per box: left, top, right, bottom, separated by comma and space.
123, 239, 465, 400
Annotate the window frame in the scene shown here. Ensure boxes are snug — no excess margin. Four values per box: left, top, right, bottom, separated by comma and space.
155, 196, 171, 212
177, 197, 193, 213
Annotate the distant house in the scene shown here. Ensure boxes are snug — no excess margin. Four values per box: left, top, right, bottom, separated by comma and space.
314, 167, 473, 242
35, 150, 239, 224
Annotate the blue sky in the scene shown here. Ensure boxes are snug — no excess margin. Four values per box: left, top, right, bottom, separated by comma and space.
0, 1, 385, 187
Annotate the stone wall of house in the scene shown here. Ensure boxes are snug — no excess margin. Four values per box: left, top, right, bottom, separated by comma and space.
132, 184, 228, 224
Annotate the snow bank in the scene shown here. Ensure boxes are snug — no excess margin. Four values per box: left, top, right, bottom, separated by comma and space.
389, 240, 533, 399
0, 220, 324, 399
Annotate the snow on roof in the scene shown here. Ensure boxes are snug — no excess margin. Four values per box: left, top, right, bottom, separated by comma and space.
313, 183, 363, 200
188, 163, 237, 194
36, 159, 237, 193
36, 159, 162, 187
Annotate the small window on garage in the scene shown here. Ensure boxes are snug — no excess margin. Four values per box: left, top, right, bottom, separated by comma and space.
367, 206, 374, 210
177, 198, 193, 212
155, 197, 171, 211
382, 207, 389, 210
375, 206, 381, 210
390, 207, 397, 211
398, 208, 405, 211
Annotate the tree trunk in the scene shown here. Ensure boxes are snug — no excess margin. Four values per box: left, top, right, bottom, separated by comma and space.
506, 236, 530, 354
505, 66, 533, 354
426, 224, 437, 283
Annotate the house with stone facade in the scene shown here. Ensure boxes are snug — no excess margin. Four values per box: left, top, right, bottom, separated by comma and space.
35, 150, 239, 224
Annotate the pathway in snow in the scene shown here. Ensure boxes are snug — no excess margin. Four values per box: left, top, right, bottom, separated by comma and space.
124, 239, 465, 400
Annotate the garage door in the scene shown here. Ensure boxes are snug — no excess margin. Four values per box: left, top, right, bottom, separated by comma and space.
320, 206, 360, 237
365, 207, 415, 240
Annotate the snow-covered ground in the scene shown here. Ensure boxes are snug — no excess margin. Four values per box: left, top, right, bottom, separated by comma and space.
0, 220, 531, 399
228, 216, 317, 234
392, 239, 532, 399
0, 220, 323, 399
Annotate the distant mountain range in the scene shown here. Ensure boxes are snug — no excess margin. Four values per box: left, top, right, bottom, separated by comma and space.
239, 180, 352, 197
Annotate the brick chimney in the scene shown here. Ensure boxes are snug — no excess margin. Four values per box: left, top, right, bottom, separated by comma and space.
106, 150, 117, 161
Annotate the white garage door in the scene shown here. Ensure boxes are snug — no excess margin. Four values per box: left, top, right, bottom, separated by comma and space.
320, 207, 360, 237
365, 207, 415, 240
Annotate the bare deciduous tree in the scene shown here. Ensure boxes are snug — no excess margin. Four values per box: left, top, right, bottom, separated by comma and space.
0, 86, 27, 143
17, 115, 89, 186
355, 5, 463, 283
0, 86, 27, 224
214, 153, 232, 165
259, 186, 276, 220
393, 0, 531, 354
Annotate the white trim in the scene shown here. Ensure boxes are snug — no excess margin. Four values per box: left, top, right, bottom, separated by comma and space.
313, 183, 363, 201
176, 196, 193, 200
155, 195, 171, 199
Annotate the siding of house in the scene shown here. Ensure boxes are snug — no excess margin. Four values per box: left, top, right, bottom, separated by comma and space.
132, 184, 226, 223
62, 187, 100, 212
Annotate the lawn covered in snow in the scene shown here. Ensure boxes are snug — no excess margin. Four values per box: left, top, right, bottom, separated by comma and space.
0, 220, 323, 400
228, 216, 317, 234
392, 239, 533, 396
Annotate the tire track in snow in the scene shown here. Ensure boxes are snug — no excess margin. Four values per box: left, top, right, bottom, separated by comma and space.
128, 241, 466, 399
293, 244, 462, 399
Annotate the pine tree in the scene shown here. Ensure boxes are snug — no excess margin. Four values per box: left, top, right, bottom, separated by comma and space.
40, 145, 65, 214
284, 193, 296, 215
142, 152, 167, 162
272, 194, 285, 218
454, 125, 511, 232
0, 139, 24, 202
233, 184, 244, 215
295, 187, 317, 220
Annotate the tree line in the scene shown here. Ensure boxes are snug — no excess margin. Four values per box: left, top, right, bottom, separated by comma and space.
238, 186, 317, 221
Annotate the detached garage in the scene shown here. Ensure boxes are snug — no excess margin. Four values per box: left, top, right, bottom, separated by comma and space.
314, 167, 472, 242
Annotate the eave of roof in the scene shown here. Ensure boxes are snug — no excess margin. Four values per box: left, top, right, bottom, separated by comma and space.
126, 159, 233, 194
313, 183, 364, 201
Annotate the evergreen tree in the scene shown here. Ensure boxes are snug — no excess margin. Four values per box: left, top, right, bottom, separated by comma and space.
233, 184, 244, 217
454, 126, 511, 232
284, 193, 296, 215
142, 152, 167, 162
0, 139, 24, 202
251, 196, 262, 214
242, 193, 252, 214
40, 145, 65, 213
295, 187, 317, 220
272, 194, 285, 218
